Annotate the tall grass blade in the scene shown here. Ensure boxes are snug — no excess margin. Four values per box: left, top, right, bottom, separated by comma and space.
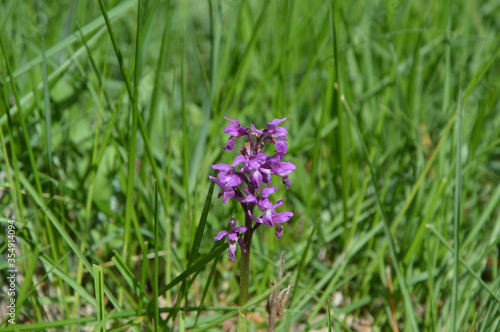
93, 265, 106, 332
452, 88, 462, 332
41, 38, 52, 173
153, 180, 160, 331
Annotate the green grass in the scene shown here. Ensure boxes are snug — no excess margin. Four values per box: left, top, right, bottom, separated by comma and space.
1, 0, 500, 331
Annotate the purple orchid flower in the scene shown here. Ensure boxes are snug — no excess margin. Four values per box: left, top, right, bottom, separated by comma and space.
246, 186, 294, 237
259, 156, 296, 189
214, 218, 247, 261
211, 117, 295, 260
248, 206, 293, 238
209, 164, 243, 204
251, 117, 289, 154
231, 144, 268, 188
222, 117, 250, 151
270, 161, 296, 189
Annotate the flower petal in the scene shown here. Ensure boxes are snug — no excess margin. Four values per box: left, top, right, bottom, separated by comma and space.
254, 152, 269, 160
231, 155, 248, 167
235, 192, 257, 204
224, 117, 241, 125
271, 199, 284, 210
238, 237, 247, 253
262, 173, 272, 184
267, 117, 287, 131
250, 123, 264, 135
248, 169, 263, 188
273, 211, 293, 223
283, 176, 291, 189
275, 140, 288, 154
212, 163, 232, 172
261, 209, 274, 227
257, 198, 272, 210
222, 138, 235, 151
272, 161, 296, 177
227, 232, 238, 242
248, 210, 262, 224
229, 218, 237, 230
222, 187, 235, 204
225, 174, 242, 187
208, 175, 225, 190
224, 124, 241, 136
214, 230, 228, 241
261, 186, 278, 198
264, 153, 283, 168
275, 225, 284, 238
247, 158, 262, 170
272, 127, 288, 137
228, 242, 237, 262
234, 225, 247, 234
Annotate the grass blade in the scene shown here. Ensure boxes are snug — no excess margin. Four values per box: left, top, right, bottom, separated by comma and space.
452, 88, 462, 332
153, 180, 160, 331
93, 265, 106, 332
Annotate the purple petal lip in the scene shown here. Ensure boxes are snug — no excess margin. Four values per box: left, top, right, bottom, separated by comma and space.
228, 243, 237, 262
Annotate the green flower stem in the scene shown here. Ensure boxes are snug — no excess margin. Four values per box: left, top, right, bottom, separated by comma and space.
238, 206, 255, 331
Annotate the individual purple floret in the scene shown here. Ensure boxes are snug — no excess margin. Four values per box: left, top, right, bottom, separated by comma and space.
251, 117, 289, 154
214, 218, 247, 262
211, 117, 295, 261
222, 117, 250, 151
209, 164, 242, 204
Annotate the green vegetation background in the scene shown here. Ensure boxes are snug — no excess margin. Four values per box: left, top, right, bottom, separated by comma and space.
1, 0, 499, 331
